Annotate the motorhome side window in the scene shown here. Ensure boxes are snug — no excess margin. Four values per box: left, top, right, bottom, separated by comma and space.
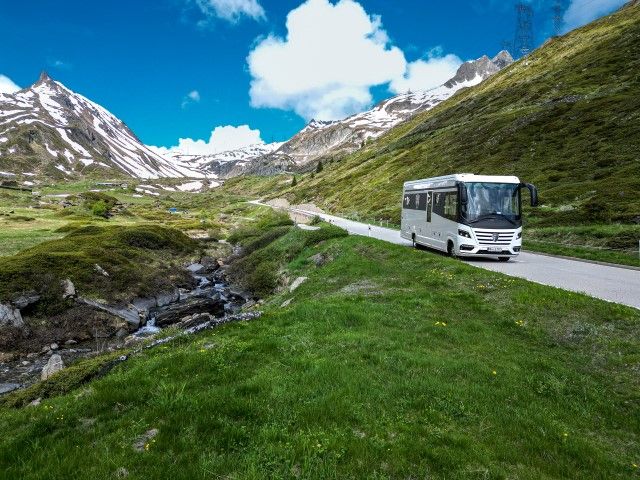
403, 193, 428, 211
433, 191, 457, 221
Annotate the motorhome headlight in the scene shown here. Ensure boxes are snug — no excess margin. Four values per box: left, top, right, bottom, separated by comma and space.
516, 231, 522, 239
458, 229, 472, 238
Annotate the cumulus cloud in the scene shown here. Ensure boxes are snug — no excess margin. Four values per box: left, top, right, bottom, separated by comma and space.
247, 0, 407, 120
181, 90, 201, 108
0, 74, 20, 94
390, 51, 462, 94
563, 0, 627, 32
193, 0, 265, 23
149, 124, 264, 157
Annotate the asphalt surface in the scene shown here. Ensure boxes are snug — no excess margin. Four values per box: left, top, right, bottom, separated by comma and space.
252, 201, 640, 309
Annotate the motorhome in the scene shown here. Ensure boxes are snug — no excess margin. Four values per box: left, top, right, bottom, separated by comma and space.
400, 174, 538, 261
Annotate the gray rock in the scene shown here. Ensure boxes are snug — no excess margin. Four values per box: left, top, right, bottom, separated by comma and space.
41, 354, 64, 380
309, 253, 331, 267
155, 297, 224, 328
61, 279, 76, 299
65, 339, 77, 345
132, 297, 157, 313
50, 343, 59, 350
76, 297, 141, 328
289, 277, 308, 292
186, 263, 205, 274
94, 264, 110, 277
0, 383, 22, 395
12, 291, 41, 309
28, 397, 41, 407
156, 290, 180, 307
0, 303, 24, 329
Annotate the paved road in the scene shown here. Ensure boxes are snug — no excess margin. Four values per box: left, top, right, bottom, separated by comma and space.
252, 201, 640, 309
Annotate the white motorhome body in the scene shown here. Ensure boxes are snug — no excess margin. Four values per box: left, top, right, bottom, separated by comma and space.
400, 174, 538, 260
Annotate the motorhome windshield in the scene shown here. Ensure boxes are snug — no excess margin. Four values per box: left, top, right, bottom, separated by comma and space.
461, 182, 521, 226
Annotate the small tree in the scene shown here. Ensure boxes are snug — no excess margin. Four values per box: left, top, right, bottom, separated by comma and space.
316, 161, 323, 173
291, 176, 297, 187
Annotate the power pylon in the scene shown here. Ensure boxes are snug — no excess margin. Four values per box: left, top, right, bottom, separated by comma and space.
514, 2, 534, 58
552, 0, 564, 37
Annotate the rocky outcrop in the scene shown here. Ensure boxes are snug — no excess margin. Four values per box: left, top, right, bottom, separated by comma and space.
41, 354, 64, 380
0, 304, 24, 329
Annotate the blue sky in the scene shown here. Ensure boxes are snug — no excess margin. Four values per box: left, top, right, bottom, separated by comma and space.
0, 0, 626, 154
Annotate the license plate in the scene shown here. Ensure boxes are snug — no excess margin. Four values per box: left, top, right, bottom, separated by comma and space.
487, 246, 503, 252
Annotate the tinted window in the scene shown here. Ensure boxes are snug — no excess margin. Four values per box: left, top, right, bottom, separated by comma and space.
403, 193, 428, 211
433, 191, 458, 221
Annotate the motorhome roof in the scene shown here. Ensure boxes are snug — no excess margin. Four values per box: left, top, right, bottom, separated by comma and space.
404, 174, 520, 189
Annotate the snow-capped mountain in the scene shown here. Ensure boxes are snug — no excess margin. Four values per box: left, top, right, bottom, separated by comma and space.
235, 51, 513, 175
155, 142, 284, 179
0, 72, 203, 179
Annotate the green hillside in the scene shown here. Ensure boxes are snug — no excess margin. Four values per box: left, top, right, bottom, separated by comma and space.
261, 2, 640, 226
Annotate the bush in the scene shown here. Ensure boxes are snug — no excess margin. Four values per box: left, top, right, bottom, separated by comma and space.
309, 215, 322, 225
91, 200, 109, 218
246, 260, 279, 297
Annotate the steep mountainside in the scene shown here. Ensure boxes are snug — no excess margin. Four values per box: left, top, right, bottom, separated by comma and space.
189, 52, 513, 178
0, 73, 203, 180
259, 3, 640, 225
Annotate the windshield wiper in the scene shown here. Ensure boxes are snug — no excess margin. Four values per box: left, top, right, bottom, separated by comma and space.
468, 213, 517, 226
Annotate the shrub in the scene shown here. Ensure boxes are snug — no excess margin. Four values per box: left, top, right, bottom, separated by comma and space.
309, 215, 322, 225
92, 200, 109, 218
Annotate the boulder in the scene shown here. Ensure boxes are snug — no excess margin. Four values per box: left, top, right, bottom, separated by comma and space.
61, 279, 76, 299
12, 291, 41, 309
41, 354, 64, 380
0, 383, 22, 395
156, 290, 180, 308
0, 303, 24, 329
186, 263, 205, 274
309, 253, 331, 267
155, 297, 224, 328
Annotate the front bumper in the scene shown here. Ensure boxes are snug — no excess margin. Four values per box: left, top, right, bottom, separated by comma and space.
456, 228, 521, 257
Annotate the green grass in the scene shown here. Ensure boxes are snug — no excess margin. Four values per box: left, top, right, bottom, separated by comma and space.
1, 226, 638, 479
0, 225, 197, 310
524, 224, 640, 267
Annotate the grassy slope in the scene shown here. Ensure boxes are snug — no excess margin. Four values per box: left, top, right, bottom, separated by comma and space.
1, 222, 638, 479
234, 4, 640, 227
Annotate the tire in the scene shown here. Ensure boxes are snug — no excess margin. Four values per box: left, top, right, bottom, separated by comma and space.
447, 241, 455, 258
498, 257, 511, 262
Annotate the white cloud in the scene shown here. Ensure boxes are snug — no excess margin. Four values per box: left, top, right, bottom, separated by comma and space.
193, 0, 265, 23
563, 0, 627, 32
149, 124, 264, 157
247, 0, 407, 121
390, 52, 462, 94
181, 90, 201, 108
0, 74, 20, 94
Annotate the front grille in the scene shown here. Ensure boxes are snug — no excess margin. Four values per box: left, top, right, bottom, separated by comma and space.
474, 230, 515, 245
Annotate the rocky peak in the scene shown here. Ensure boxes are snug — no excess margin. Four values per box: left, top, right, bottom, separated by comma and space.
492, 50, 514, 69
35, 71, 54, 86
444, 51, 512, 88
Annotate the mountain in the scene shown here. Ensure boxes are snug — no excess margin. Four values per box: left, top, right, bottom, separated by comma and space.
0, 73, 203, 180
246, 2, 640, 225
155, 142, 284, 179
235, 51, 513, 175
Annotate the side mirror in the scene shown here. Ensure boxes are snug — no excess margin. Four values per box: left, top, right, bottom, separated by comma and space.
522, 183, 539, 207
457, 182, 468, 204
